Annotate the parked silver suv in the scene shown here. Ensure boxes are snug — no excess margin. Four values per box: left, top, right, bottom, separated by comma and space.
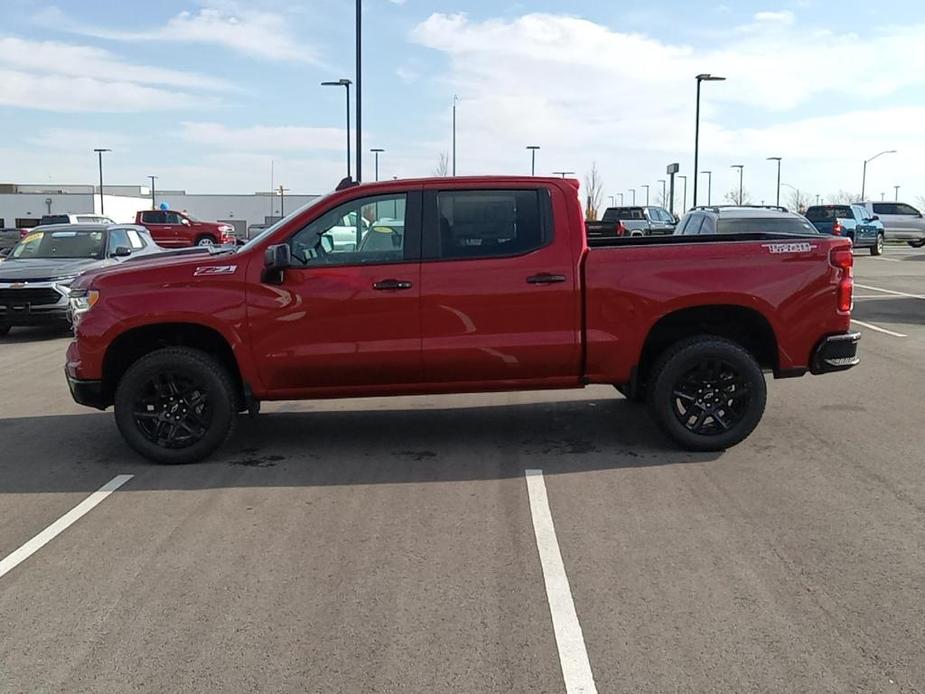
859, 202, 925, 248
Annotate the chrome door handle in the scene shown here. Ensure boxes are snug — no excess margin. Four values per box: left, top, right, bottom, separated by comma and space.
373, 279, 413, 291
526, 273, 567, 285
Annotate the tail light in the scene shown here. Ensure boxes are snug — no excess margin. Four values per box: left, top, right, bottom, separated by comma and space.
832, 222, 843, 236
831, 247, 853, 313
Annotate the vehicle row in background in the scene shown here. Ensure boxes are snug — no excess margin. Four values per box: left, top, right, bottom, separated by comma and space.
675, 206, 817, 237
586, 206, 676, 238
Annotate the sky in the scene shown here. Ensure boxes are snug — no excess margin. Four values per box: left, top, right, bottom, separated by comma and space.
1, 0, 924, 209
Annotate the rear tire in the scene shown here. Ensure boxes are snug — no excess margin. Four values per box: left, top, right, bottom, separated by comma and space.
615, 384, 644, 403
114, 347, 236, 464
0, 324, 10, 337
647, 336, 766, 452
870, 233, 884, 256
908, 239, 925, 249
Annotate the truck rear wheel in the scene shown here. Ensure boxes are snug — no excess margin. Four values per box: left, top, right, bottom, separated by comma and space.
647, 336, 766, 452
908, 239, 925, 249
114, 347, 236, 464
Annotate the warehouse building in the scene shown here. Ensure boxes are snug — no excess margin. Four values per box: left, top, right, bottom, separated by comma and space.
0, 183, 320, 239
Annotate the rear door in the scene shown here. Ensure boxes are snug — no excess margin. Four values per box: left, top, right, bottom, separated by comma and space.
139, 211, 176, 247
418, 184, 581, 386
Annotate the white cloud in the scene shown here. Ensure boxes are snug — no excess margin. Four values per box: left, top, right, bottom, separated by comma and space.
409, 12, 925, 202
180, 122, 348, 152
35, 4, 317, 63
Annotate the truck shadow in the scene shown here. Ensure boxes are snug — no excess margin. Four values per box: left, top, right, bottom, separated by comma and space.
0, 398, 720, 494
0, 325, 71, 343
852, 297, 925, 327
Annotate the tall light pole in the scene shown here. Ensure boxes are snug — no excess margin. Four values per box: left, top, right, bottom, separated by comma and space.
355, 0, 362, 182
553, 171, 574, 179
147, 175, 157, 210
816, 194, 821, 205
617, 193, 624, 205
693, 73, 725, 207
658, 179, 666, 207
767, 156, 782, 207
370, 148, 385, 181
895, 185, 901, 201
93, 148, 110, 215
321, 79, 353, 180
701, 171, 712, 206
629, 188, 636, 205
452, 95, 458, 176
527, 145, 541, 176
861, 150, 896, 201
678, 175, 688, 211
278, 185, 290, 217
731, 164, 744, 205
608, 195, 615, 207
641, 184, 650, 205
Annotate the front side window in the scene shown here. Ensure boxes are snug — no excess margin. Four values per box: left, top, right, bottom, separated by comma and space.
436, 190, 544, 260
872, 203, 897, 215
289, 194, 407, 267
165, 212, 184, 224
896, 204, 920, 216
108, 229, 131, 252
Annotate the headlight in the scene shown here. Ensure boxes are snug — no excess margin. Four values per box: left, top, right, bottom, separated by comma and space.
68, 288, 100, 328
53, 275, 78, 291
218, 224, 234, 233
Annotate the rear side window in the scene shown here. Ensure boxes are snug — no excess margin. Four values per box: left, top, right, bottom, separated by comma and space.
141, 211, 166, 223
40, 215, 69, 225
435, 190, 546, 260
872, 203, 896, 215
805, 206, 851, 221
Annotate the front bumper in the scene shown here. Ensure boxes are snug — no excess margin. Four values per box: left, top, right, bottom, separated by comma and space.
65, 370, 109, 410
811, 332, 861, 374
0, 281, 70, 326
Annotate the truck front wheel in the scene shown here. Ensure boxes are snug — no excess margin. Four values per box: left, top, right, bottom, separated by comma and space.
195, 235, 217, 247
114, 347, 236, 464
647, 336, 766, 452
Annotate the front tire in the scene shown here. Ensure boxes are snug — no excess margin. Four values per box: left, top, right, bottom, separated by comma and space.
195, 235, 217, 247
870, 233, 884, 256
0, 324, 10, 337
114, 347, 236, 464
647, 336, 767, 452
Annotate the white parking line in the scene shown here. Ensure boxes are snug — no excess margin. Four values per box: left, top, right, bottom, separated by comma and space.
855, 283, 925, 300
851, 319, 908, 338
0, 474, 133, 580
525, 469, 597, 694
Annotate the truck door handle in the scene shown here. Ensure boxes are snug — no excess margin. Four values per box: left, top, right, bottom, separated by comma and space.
373, 279, 413, 291
527, 273, 567, 285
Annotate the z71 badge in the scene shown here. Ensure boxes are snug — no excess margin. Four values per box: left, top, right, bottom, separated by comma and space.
194, 265, 238, 276
762, 242, 816, 254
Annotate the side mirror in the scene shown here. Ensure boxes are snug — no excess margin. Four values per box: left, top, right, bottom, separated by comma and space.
263, 243, 291, 284
112, 246, 132, 257
181, 218, 191, 226
870, 215, 880, 222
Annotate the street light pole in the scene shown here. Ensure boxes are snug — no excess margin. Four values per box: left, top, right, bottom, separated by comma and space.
93, 148, 110, 215
278, 185, 290, 217
629, 188, 636, 205
356, 0, 362, 182
321, 79, 353, 180
731, 164, 744, 205
527, 145, 540, 176
641, 184, 650, 205
767, 157, 782, 206
895, 185, 900, 201
861, 150, 896, 201
147, 175, 157, 210
693, 74, 725, 207
608, 195, 615, 207
701, 171, 712, 206
452, 95, 458, 176
370, 148, 385, 181
617, 193, 624, 206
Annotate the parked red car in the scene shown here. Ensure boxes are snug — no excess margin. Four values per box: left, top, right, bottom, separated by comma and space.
67, 176, 859, 463
134, 210, 235, 248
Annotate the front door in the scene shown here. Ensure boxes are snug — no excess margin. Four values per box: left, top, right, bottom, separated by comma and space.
418, 185, 581, 386
246, 190, 423, 394
140, 211, 177, 247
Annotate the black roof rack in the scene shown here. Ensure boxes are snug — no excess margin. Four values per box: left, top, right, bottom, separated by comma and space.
691, 204, 790, 213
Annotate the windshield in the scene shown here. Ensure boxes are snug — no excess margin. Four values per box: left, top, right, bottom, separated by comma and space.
238, 193, 331, 251
715, 217, 820, 235
11, 229, 105, 259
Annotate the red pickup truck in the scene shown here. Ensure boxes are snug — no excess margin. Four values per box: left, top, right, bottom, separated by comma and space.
135, 210, 236, 248
66, 176, 859, 464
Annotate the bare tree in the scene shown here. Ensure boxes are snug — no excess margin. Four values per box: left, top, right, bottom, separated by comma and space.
786, 189, 811, 213
433, 152, 449, 177
828, 190, 861, 204
723, 187, 752, 205
584, 162, 604, 220
916, 195, 925, 211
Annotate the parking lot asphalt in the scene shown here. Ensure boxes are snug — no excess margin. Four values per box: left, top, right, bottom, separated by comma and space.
1, 246, 923, 693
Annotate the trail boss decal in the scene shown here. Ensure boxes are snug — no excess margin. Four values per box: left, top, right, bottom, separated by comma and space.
762, 242, 817, 254
193, 265, 238, 276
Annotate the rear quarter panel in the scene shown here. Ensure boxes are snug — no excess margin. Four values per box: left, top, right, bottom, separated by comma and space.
583, 237, 852, 383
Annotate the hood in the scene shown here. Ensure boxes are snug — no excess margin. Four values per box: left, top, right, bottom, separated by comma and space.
0, 257, 108, 282
72, 247, 241, 289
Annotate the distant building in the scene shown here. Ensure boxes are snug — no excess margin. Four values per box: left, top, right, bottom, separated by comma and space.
0, 183, 320, 238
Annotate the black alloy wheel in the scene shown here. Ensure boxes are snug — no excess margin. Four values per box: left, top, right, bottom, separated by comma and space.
132, 371, 212, 449
670, 358, 751, 436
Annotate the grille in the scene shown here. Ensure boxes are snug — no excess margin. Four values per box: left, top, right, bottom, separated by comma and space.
0, 287, 62, 306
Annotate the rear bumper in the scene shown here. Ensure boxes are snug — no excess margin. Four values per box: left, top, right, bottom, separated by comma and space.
65, 370, 108, 410
811, 332, 861, 374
